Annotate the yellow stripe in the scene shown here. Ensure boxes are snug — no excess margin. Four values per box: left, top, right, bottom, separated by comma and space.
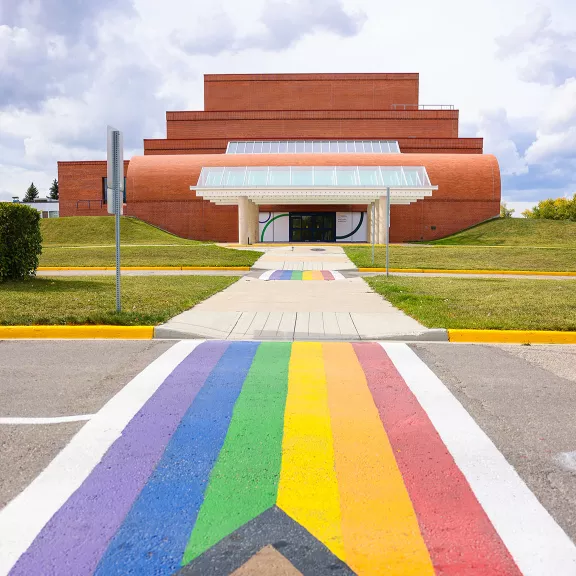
323, 343, 434, 575
358, 267, 576, 276
302, 271, 314, 281
449, 329, 576, 344
0, 326, 153, 339
277, 342, 346, 560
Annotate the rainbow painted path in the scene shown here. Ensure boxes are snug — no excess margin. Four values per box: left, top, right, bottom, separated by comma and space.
259, 270, 345, 281
1, 341, 575, 575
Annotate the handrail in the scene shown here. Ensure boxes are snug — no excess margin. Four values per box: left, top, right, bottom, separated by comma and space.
391, 104, 455, 110
76, 199, 103, 210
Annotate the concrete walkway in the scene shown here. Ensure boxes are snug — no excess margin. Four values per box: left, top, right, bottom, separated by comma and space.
251, 245, 357, 270
156, 246, 446, 341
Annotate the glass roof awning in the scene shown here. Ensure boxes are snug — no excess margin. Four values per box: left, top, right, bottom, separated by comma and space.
226, 140, 401, 154
190, 166, 437, 205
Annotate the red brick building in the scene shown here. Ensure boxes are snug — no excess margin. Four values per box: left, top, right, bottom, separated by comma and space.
58, 73, 500, 243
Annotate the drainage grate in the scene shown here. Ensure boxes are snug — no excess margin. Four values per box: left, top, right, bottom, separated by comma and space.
310, 248, 326, 252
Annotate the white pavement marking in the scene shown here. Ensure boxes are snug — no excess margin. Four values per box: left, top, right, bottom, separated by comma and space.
382, 342, 576, 576
258, 270, 275, 280
0, 340, 203, 576
0, 415, 94, 425
555, 451, 576, 473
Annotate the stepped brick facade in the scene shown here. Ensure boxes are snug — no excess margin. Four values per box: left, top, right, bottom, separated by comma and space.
58, 73, 500, 242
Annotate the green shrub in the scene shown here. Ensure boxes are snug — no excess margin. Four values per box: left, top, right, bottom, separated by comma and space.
0, 204, 43, 281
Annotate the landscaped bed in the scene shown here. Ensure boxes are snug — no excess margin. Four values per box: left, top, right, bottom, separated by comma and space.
0, 276, 239, 326
365, 276, 576, 331
345, 245, 576, 272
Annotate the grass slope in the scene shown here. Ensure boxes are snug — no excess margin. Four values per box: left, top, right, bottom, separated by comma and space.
0, 276, 239, 326
344, 245, 576, 272
41, 216, 203, 246
429, 218, 576, 247
366, 276, 576, 331
39, 245, 262, 267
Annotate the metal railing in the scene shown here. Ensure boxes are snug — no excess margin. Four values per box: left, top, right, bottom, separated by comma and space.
76, 200, 103, 210
391, 104, 455, 110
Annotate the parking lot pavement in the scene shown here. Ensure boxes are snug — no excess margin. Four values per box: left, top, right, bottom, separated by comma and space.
411, 343, 576, 543
0, 340, 173, 508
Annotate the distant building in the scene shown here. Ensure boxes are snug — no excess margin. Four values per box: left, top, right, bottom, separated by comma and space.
12, 198, 59, 218
58, 73, 500, 243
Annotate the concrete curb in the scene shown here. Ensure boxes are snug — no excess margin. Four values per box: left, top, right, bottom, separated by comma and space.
0, 326, 154, 339
358, 268, 576, 276
37, 266, 251, 271
448, 329, 576, 344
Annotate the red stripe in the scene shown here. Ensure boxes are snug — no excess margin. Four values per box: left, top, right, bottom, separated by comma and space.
353, 342, 522, 575
321, 270, 335, 281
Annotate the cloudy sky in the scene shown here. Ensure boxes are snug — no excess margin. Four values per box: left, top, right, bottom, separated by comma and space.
1, 0, 575, 208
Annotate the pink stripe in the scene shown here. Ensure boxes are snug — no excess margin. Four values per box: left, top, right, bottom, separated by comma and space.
353, 342, 522, 575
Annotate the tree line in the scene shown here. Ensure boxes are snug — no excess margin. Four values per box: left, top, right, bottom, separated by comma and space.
22, 179, 59, 202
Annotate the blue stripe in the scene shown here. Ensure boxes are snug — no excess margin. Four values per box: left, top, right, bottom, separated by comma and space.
94, 342, 260, 576
280, 270, 293, 280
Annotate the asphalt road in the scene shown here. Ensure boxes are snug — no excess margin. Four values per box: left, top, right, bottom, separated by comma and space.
0, 340, 575, 573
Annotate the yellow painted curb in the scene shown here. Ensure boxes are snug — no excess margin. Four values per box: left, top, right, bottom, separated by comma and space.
448, 329, 576, 344
0, 326, 154, 339
37, 266, 250, 271
358, 268, 576, 276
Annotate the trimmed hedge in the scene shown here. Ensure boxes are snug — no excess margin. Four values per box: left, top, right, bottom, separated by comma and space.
0, 204, 42, 281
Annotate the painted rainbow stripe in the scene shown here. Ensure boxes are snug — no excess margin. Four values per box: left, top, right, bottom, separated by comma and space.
261, 270, 344, 281
6, 342, 549, 575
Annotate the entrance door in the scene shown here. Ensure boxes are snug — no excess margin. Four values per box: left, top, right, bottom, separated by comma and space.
289, 213, 336, 242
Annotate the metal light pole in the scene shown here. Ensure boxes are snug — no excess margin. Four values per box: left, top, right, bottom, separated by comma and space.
386, 186, 390, 277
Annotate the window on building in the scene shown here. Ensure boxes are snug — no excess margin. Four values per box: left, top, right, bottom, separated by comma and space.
102, 178, 127, 204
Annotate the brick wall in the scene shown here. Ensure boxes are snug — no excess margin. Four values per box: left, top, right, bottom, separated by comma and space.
143, 137, 482, 155
204, 73, 419, 111
166, 110, 459, 140
58, 161, 129, 217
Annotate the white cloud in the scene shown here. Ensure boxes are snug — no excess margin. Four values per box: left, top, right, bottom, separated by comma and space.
476, 109, 528, 175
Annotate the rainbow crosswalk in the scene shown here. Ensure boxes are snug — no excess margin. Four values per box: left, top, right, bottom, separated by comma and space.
259, 269, 345, 281
1, 341, 575, 575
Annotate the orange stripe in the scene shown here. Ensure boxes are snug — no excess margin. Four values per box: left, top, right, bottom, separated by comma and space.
323, 343, 434, 575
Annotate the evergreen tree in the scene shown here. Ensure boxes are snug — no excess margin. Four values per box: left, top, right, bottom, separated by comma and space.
49, 179, 59, 200
23, 182, 39, 202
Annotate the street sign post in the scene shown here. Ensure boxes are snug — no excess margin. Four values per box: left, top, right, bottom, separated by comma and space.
107, 126, 123, 313
386, 186, 390, 277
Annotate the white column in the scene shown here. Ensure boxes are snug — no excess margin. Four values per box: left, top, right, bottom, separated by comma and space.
366, 203, 373, 243
238, 196, 249, 244
250, 201, 259, 244
377, 196, 388, 245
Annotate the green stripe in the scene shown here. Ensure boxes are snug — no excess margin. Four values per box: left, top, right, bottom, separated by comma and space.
182, 342, 291, 564
260, 213, 289, 242
291, 270, 303, 280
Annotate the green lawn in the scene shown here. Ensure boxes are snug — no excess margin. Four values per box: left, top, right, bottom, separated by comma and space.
39, 245, 262, 267
41, 216, 205, 246
366, 276, 576, 331
428, 218, 576, 247
344, 246, 576, 272
0, 276, 239, 326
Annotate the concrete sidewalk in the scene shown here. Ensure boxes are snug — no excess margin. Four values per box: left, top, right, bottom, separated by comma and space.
155, 276, 446, 341
251, 245, 356, 270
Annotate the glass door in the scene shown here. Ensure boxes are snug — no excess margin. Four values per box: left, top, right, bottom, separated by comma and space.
290, 213, 336, 242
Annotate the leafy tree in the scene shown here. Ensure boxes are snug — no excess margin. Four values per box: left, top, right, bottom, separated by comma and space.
500, 202, 515, 218
48, 179, 59, 200
522, 194, 576, 221
23, 182, 39, 202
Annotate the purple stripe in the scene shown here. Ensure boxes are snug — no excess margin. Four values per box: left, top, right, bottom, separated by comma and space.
269, 270, 284, 280
11, 341, 229, 576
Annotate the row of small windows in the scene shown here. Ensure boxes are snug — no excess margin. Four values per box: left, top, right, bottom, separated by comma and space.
197, 166, 430, 188
226, 141, 401, 154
